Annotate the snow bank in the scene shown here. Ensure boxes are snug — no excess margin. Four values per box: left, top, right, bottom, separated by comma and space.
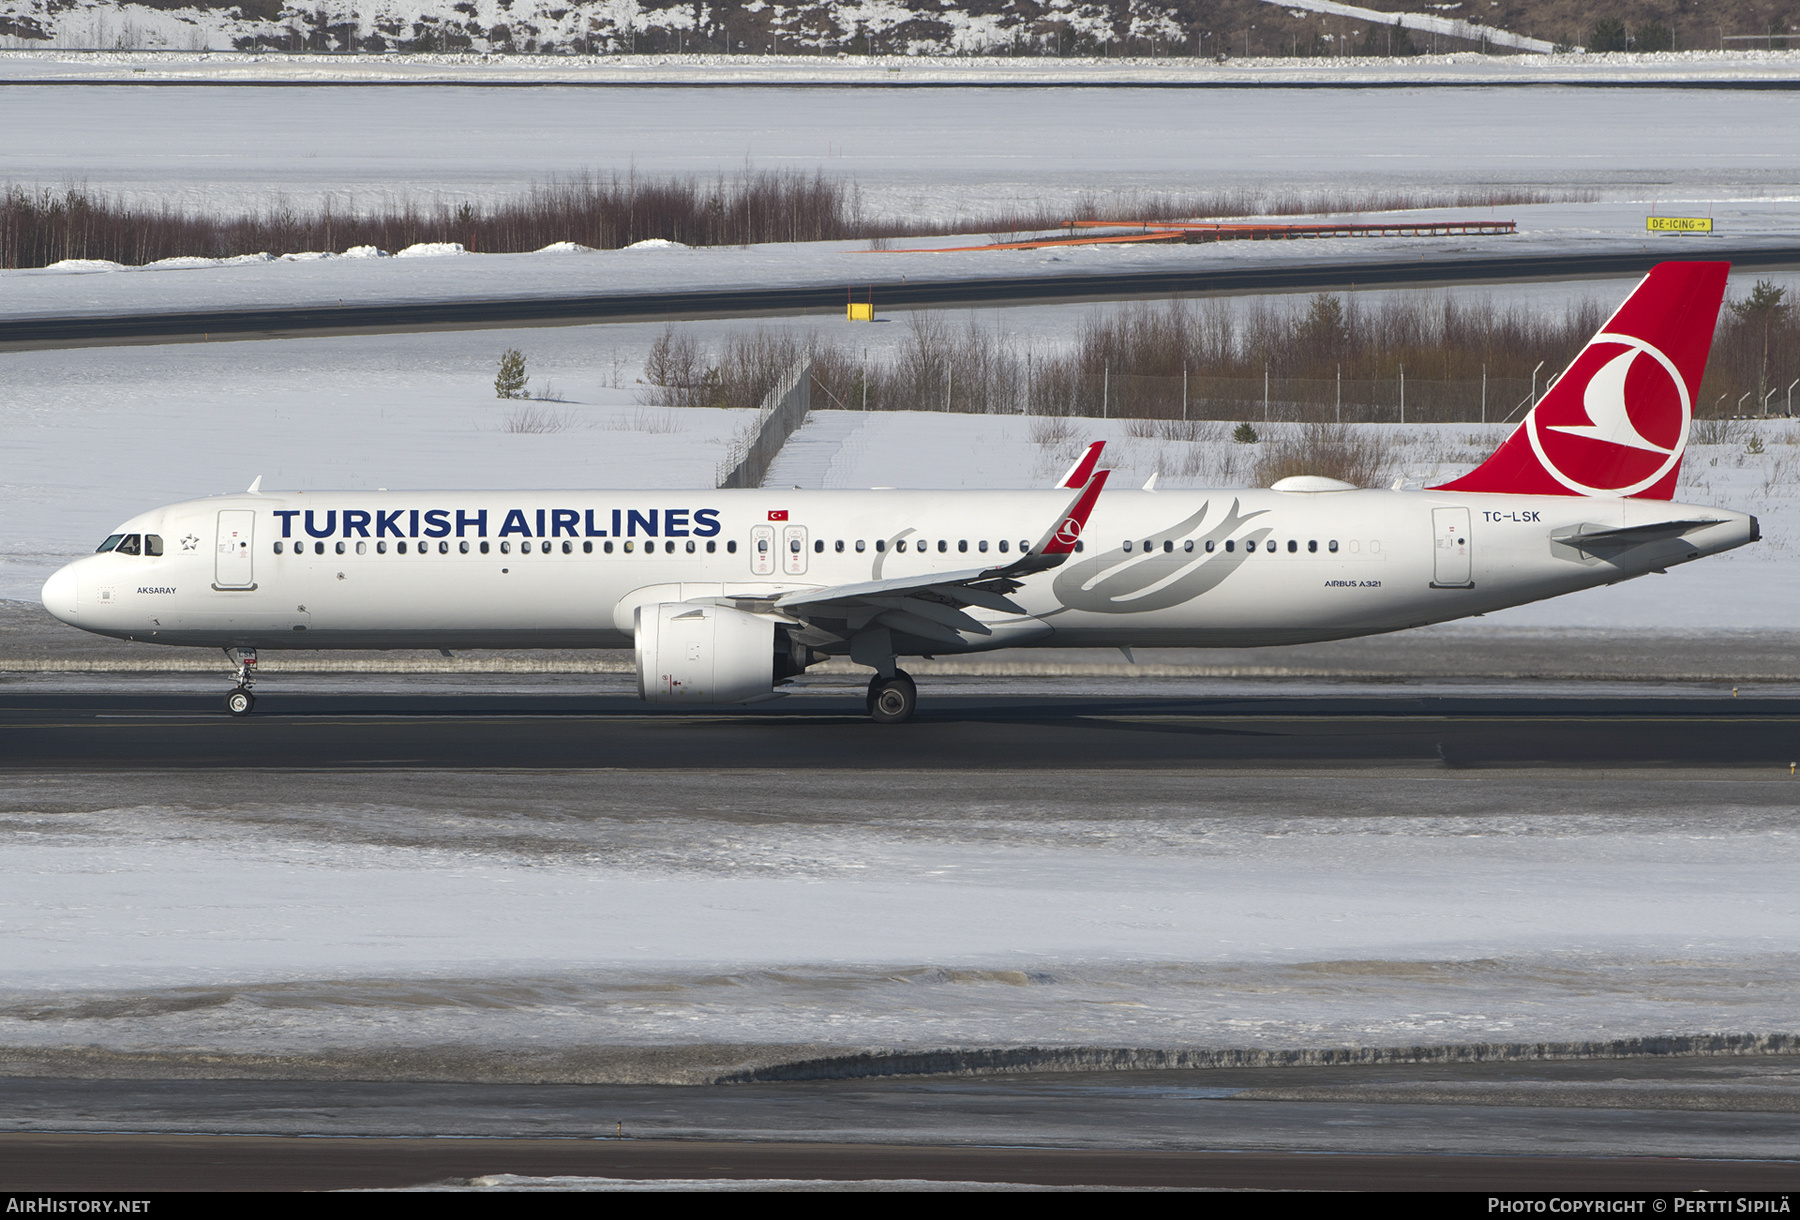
395, 241, 468, 257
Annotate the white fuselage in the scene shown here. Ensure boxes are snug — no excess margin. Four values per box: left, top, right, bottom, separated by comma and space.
40, 486, 1756, 655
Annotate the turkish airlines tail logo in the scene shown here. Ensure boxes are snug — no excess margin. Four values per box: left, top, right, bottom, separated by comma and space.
1433, 261, 1729, 500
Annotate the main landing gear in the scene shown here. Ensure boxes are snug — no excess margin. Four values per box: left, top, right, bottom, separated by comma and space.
224, 647, 257, 716
866, 669, 917, 724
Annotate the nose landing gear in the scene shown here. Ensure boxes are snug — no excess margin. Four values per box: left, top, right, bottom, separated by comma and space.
224, 647, 258, 716
866, 669, 916, 724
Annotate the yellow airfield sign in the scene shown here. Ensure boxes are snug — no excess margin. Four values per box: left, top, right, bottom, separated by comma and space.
1647, 216, 1714, 233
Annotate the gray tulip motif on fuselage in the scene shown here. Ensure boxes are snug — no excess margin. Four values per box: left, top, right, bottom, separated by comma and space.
1049, 498, 1271, 614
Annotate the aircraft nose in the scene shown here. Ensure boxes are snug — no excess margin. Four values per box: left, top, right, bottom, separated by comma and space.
41, 563, 78, 623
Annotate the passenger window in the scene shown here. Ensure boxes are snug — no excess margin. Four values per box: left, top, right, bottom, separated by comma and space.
1328, 540, 1339, 553
274, 541, 284, 555
1308, 540, 1318, 553
145, 535, 163, 556
459, 541, 468, 554
938, 540, 948, 554
1074, 540, 1084, 552
562, 540, 572, 554
116, 534, 141, 556
1123, 540, 1132, 553
835, 539, 844, 553
96, 534, 123, 553
666, 540, 676, 553
1164, 540, 1174, 553
524, 540, 535, 554
875, 539, 885, 552
583, 541, 592, 554
813, 539, 824, 554
757, 538, 769, 553
1246, 539, 1257, 553
1021, 540, 1031, 553
706, 540, 716, 553
727, 540, 737, 554
685, 540, 695, 554
316, 541, 326, 555
978, 540, 988, 553
498, 541, 508, 554
1225, 540, 1235, 553
377, 541, 388, 554
1205, 540, 1215, 553
335, 541, 345, 555
958, 540, 968, 553
896, 540, 907, 553
998, 540, 1009, 553
358, 541, 368, 555
604, 541, 614, 554
624, 541, 634, 553
855, 540, 865, 553
790, 538, 801, 553
1287, 540, 1298, 553
1184, 540, 1194, 553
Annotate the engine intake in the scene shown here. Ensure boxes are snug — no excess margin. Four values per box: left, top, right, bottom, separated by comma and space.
635, 602, 779, 705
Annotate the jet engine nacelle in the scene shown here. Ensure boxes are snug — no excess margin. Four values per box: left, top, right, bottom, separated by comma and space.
634, 602, 779, 704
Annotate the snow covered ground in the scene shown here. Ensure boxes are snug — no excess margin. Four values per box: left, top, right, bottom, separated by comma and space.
6, 200, 1797, 322
6, 47, 1800, 87
6, 78, 1800, 220
2, 769, 1796, 1073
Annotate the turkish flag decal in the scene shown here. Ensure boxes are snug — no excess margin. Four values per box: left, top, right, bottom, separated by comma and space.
768, 510, 789, 521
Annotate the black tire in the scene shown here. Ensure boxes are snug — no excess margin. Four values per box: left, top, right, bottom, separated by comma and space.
868, 669, 916, 725
225, 688, 255, 717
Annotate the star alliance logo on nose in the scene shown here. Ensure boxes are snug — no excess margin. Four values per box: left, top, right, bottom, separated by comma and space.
180, 534, 199, 551
1528, 333, 1690, 497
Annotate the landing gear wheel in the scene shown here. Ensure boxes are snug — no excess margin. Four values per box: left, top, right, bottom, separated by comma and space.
866, 669, 916, 724
225, 687, 255, 717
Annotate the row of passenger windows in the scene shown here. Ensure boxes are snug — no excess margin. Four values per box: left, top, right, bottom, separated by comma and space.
790, 538, 1051, 555
1122, 538, 1376, 555
96, 533, 163, 556
275, 539, 738, 556
270, 535, 1377, 558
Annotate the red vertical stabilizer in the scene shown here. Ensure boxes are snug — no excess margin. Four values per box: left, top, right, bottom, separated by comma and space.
1432, 261, 1729, 500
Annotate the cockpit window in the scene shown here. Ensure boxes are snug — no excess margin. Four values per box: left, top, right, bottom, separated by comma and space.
96, 534, 124, 553
145, 534, 163, 557
115, 534, 142, 556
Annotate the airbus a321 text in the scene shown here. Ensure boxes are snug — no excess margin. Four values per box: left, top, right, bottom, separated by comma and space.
41, 261, 1757, 723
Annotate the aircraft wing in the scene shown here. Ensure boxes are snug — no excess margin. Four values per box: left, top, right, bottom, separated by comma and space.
768, 470, 1110, 646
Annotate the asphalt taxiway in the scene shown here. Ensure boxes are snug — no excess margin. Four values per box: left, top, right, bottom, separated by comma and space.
3, 688, 1798, 768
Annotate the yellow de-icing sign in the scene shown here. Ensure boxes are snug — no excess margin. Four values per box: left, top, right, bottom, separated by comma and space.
1647, 216, 1714, 233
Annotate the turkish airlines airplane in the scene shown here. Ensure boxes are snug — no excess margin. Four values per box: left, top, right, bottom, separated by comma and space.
41, 260, 1754, 723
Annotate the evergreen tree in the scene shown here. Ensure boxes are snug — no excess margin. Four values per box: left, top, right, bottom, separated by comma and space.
495, 348, 529, 399
1731, 281, 1790, 402
1588, 18, 1628, 52
1634, 21, 1673, 52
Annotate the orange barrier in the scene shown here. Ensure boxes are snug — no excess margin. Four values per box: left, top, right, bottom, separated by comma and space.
1067, 219, 1518, 242
890, 217, 1514, 254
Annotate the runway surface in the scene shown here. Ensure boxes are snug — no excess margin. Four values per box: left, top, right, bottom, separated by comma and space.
6, 1059, 1800, 1189
4, 688, 1798, 768
9, 246, 1800, 348
3, 1134, 1798, 1191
